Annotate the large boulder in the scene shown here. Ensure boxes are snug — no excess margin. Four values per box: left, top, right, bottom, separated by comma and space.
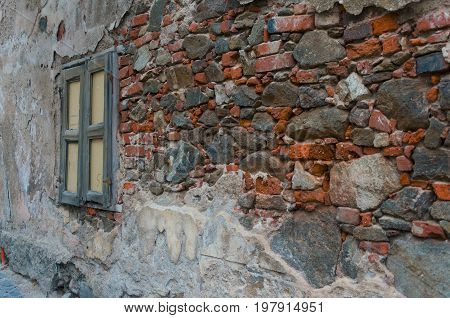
329, 154, 401, 210
387, 235, 450, 297
286, 107, 348, 141
271, 207, 341, 288
377, 78, 429, 131
293, 30, 346, 68
412, 146, 450, 181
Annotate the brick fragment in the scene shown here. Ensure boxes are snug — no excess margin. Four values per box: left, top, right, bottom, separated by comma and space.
412, 220, 446, 240
359, 241, 390, 255
289, 144, 334, 160
267, 15, 314, 33
255, 53, 296, 73
432, 182, 450, 201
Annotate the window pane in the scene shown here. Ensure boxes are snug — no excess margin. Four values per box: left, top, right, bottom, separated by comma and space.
66, 143, 78, 193
90, 139, 104, 193
91, 71, 105, 125
68, 81, 80, 130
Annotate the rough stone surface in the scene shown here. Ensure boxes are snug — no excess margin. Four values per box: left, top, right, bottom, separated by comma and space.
231, 86, 259, 107
297, 87, 328, 109
380, 187, 435, 221
330, 154, 401, 210
387, 235, 450, 297
183, 34, 213, 59
412, 147, 450, 181
424, 118, 445, 149
262, 82, 298, 107
379, 216, 412, 231
166, 141, 200, 183
309, 0, 421, 15
293, 30, 346, 68
286, 107, 349, 141
349, 107, 371, 127
240, 152, 286, 180
184, 88, 209, 109
429, 200, 450, 221
206, 134, 234, 164
336, 73, 370, 103
271, 207, 341, 288
353, 225, 388, 242
292, 162, 322, 190
166, 65, 194, 90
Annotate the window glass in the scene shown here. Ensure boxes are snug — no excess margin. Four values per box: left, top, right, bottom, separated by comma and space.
91, 71, 105, 125
68, 81, 80, 130
89, 138, 104, 193
66, 142, 78, 193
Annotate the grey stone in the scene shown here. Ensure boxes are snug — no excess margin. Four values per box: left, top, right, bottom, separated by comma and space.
255, 194, 287, 211
362, 72, 392, 85
79, 282, 94, 298
183, 34, 213, 59
412, 146, 450, 181
339, 236, 362, 279
199, 110, 219, 127
416, 52, 448, 74
129, 102, 147, 123
380, 187, 435, 221
231, 127, 266, 151
440, 220, 450, 236
373, 133, 390, 148
292, 162, 321, 190
343, 23, 371, 42
171, 112, 193, 129
329, 154, 401, 210
309, 0, 420, 15
262, 82, 298, 107
296, 86, 328, 109
377, 78, 429, 131
215, 37, 230, 54
252, 113, 275, 132
160, 93, 177, 112
206, 134, 234, 164
349, 106, 370, 127
149, 181, 163, 196
193, 0, 239, 22
155, 48, 171, 66
231, 86, 259, 108
229, 32, 249, 50
430, 201, 450, 221
248, 16, 265, 47
192, 60, 207, 73
271, 207, 341, 288
144, 79, 160, 95
153, 110, 167, 131
214, 84, 231, 105
438, 80, 450, 110
184, 88, 209, 109
239, 50, 256, 76
387, 235, 450, 297
315, 6, 341, 28
286, 107, 348, 141
166, 65, 194, 90
238, 192, 255, 209
378, 216, 411, 231
234, 12, 257, 29
293, 30, 346, 68
240, 151, 286, 180
336, 72, 370, 103
424, 118, 445, 149
204, 62, 224, 83
391, 51, 411, 65
353, 225, 388, 242
148, 0, 167, 31
134, 46, 150, 72
352, 127, 374, 146
166, 141, 200, 183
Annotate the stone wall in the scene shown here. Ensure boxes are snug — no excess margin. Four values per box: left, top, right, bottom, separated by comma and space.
0, 0, 449, 298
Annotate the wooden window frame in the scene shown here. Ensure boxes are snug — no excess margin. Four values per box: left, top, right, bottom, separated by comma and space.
59, 50, 118, 210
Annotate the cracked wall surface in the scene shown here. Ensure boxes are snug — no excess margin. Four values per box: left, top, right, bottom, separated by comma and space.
0, 0, 449, 298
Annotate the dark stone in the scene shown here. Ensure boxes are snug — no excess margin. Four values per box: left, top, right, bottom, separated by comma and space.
293, 30, 346, 68
240, 50, 256, 76
205, 169, 223, 186
39, 16, 47, 32
261, 82, 299, 107
238, 192, 256, 209
160, 93, 177, 112
231, 86, 259, 108
199, 110, 219, 127
206, 134, 234, 164
129, 103, 148, 123
149, 181, 163, 196
349, 106, 370, 127
343, 23, 372, 42
424, 118, 445, 149
251, 113, 275, 132
231, 127, 266, 151
438, 80, 450, 110
184, 88, 209, 109
296, 86, 328, 109
215, 37, 230, 54
240, 151, 286, 180
204, 62, 224, 83
339, 236, 362, 279
239, 108, 255, 120
166, 141, 200, 183
248, 16, 265, 47
270, 207, 341, 288
229, 32, 249, 50
380, 187, 435, 221
255, 194, 287, 211
171, 112, 193, 129
144, 79, 161, 94
183, 34, 213, 59
166, 65, 194, 90
148, 0, 167, 31
377, 78, 429, 131
79, 282, 94, 298
235, 11, 257, 29
416, 52, 448, 74
387, 235, 450, 297
430, 201, 450, 221
192, 60, 207, 73
352, 127, 374, 146
412, 146, 450, 181
362, 72, 392, 85
353, 225, 388, 241
391, 51, 411, 65
193, 0, 239, 22
286, 107, 348, 141
220, 116, 239, 127
378, 216, 411, 231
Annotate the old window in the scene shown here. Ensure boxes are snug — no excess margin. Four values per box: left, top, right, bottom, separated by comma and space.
59, 51, 117, 209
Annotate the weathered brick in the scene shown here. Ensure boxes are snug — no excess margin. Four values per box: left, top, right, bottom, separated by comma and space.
336, 207, 360, 225
343, 22, 372, 42
360, 212, 372, 227
255, 41, 282, 57
416, 52, 449, 74
294, 188, 330, 205
267, 15, 314, 33
396, 155, 413, 172
255, 52, 296, 73
359, 241, 390, 255
371, 14, 398, 35
289, 144, 334, 160
255, 176, 282, 195
335, 142, 362, 160
412, 220, 446, 240
121, 82, 143, 98
416, 9, 450, 32
347, 38, 381, 59
369, 110, 392, 133
124, 145, 146, 157
131, 13, 149, 27
221, 51, 239, 67
432, 182, 450, 201
382, 34, 401, 55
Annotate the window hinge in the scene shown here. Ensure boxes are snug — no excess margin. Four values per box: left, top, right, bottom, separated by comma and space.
103, 178, 112, 185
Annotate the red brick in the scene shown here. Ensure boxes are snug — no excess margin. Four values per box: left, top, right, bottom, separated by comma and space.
396, 155, 413, 172
360, 212, 372, 227
382, 146, 403, 157
255, 41, 282, 57
167, 131, 181, 141
229, 105, 240, 117
267, 15, 314, 33
224, 66, 243, 79
412, 220, 446, 240
131, 13, 149, 27
289, 144, 334, 160
336, 142, 363, 160
226, 164, 239, 172
382, 34, 401, 55
347, 38, 382, 59
400, 172, 410, 186
369, 110, 391, 133
336, 207, 360, 225
255, 53, 296, 73
124, 145, 146, 157
267, 107, 292, 120
194, 72, 208, 84
119, 65, 132, 80
432, 182, 450, 201
255, 176, 282, 195
292, 69, 320, 84
416, 9, 450, 32
294, 188, 330, 205
134, 32, 154, 48
121, 82, 143, 98
221, 51, 239, 67
402, 129, 426, 145
426, 86, 439, 103
427, 30, 450, 43
371, 14, 399, 35
359, 241, 390, 255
